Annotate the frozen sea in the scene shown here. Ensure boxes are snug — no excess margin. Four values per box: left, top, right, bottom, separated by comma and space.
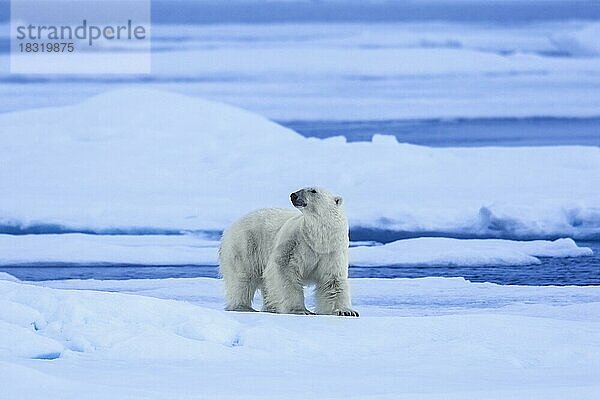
1, 3, 600, 399
0, 113, 597, 284
0, 240, 597, 285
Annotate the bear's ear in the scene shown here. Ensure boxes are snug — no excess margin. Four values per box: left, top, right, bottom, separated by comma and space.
334, 196, 343, 206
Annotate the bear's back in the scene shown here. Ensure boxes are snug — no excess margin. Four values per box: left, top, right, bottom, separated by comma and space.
222, 208, 298, 248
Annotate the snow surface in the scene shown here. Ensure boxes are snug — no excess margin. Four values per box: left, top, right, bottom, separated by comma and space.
551, 23, 600, 57
1, 276, 600, 399
0, 89, 598, 240
0, 234, 592, 267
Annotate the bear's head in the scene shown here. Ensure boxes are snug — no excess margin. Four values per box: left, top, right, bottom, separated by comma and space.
290, 187, 343, 217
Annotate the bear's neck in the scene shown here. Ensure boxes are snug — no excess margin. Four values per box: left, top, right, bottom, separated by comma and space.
301, 211, 349, 254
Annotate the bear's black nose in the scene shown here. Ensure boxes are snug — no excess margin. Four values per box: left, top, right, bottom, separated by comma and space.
290, 192, 298, 201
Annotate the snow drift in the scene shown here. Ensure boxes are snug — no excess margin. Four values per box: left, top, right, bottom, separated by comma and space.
0, 89, 598, 239
0, 279, 240, 361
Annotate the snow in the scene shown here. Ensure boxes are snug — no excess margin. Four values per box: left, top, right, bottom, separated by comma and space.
122, 21, 600, 120
3, 21, 600, 119
551, 23, 600, 57
0, 234, 592, 267
0, 89, 598, 240
1, 277, 600, 399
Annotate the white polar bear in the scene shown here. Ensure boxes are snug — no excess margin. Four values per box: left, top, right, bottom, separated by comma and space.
219, 187, 358, 317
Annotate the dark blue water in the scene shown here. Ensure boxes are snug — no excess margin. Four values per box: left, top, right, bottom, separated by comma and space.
281, 118, 600, 147
2, 241, 597, 286
147, 1, 600, 24
2, 1, 599, 24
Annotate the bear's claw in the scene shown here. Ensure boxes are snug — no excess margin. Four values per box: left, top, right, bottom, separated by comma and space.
335, 310, 359, 317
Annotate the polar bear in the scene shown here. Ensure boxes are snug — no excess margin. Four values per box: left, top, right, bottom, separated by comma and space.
218, 187, 358, 316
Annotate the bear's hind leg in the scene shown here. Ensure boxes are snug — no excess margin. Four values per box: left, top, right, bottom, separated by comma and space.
260, 282, 277, 313
224, 276, 259, 312
265, 262, 313, 315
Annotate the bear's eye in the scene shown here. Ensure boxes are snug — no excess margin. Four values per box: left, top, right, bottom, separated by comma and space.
310, 189, 317, 194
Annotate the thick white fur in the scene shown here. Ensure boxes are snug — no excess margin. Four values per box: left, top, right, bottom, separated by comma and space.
218, 187, 358, 316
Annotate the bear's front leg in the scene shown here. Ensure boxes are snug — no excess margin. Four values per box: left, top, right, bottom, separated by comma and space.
315, 273, 359, 317
264, 251, 314, 315
278, 270, 314, 315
